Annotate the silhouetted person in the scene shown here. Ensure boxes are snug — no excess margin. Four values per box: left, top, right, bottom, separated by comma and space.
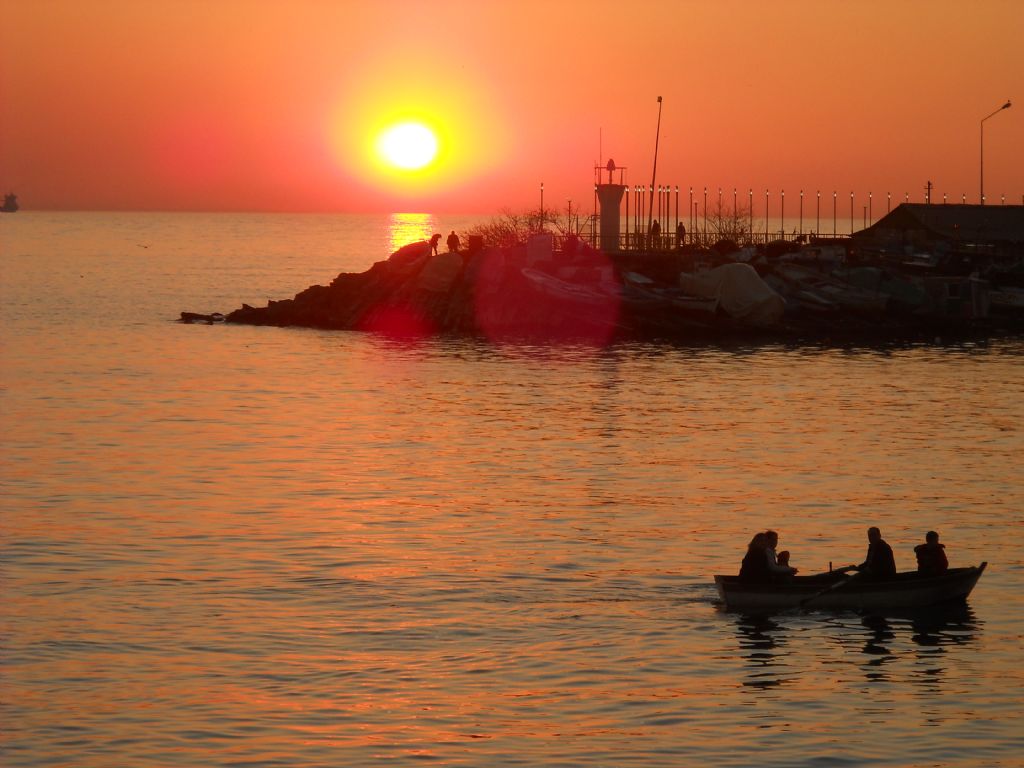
914, 531, 948, 576
429, 233, 441, 255
857, 527, 897, 579
446, 230, 460, 252
650, 219, 661, 250
676, 221, 685, 248
739, 532, 770, 583
765, 530, 798, 581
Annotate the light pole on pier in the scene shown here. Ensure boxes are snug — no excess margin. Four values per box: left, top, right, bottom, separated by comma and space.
703, 187, 708, 239
749, 189, 753, 240
689, 187, 694, 235
648, 96, 663, 238
980, 100, 1011, 205
781, 189, 785, 239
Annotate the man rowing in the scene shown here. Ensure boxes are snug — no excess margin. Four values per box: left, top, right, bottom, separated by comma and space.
855, 526, 897, 579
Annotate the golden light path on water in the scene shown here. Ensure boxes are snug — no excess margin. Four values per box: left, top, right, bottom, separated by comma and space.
387, 212, 437, 255
1, 213, 1022, 767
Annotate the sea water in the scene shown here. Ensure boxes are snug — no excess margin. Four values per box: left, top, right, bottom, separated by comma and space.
2, 212, 1023, 767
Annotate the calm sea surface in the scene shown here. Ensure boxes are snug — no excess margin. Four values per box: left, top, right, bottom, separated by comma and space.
2, 212, 1023, 767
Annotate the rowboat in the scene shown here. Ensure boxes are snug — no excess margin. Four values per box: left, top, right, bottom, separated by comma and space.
714, 563, 986, 612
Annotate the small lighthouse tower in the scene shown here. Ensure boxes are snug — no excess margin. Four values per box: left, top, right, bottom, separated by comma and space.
595, 159, 626, 252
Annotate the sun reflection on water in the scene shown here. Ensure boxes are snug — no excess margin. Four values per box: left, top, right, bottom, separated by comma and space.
388, 212, 437, 256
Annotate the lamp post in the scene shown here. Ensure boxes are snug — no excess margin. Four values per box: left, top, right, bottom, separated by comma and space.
689, 187, 694, 235
799, 190, 803, 238
748, 188, 753, 240
980, 100, 1012, 205
648, 96, 663, 236
816, 190, 820, 235
703, 187, 708, 238
540, 182, 544, 229
781, 189, 785, 239
832, 191, 836, 237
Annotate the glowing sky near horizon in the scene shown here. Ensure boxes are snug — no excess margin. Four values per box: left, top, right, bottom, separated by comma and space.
1, 0, 1021, 213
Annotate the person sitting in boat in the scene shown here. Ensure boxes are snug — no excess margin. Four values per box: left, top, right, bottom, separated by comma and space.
739, 532, 770, 583
914, 530, 948, 576
764, 530, 798, 581
856, 526, 897, 579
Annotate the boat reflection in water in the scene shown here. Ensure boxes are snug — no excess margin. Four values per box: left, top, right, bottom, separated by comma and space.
735, 614, 792, 689
731, 604, 981, 692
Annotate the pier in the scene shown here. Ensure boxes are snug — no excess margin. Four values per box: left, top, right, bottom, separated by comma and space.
583, 161, 1024, 253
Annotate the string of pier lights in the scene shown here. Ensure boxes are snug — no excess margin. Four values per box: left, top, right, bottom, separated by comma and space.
623, 181, 1019, 242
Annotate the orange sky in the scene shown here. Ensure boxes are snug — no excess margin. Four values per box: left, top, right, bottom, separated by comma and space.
1, 0, 1021, 214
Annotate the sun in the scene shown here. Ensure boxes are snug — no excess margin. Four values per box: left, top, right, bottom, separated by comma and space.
376, 121, 439, 171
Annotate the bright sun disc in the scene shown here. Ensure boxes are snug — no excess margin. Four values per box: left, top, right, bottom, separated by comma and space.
377, 122, 438, 170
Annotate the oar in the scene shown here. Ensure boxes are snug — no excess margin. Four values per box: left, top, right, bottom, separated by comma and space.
800, 570, 861, 608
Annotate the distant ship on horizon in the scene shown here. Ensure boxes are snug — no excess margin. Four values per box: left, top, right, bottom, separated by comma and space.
1, 192, 19, 212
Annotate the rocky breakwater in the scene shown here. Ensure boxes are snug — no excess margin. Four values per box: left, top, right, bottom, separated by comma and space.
187, 237, 1022, 343
213, 238, 765, 343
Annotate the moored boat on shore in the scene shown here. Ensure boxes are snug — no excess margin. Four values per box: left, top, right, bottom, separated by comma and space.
714, 563, 986, 612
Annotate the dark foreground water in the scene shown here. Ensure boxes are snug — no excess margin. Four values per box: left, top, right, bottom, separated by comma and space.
2, 213, 1023, 766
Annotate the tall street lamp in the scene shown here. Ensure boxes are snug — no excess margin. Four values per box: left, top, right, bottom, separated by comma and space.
981, 100, 1011, 205
648, 96, 663, 236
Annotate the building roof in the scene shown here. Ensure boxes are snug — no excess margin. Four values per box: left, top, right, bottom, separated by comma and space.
859, 203, 1024, 244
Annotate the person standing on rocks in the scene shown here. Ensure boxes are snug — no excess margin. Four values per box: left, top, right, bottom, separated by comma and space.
446, 230, 460, 252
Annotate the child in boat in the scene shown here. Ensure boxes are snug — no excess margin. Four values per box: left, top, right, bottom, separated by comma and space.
765, 530, 798, 582
914, 531, 949, 576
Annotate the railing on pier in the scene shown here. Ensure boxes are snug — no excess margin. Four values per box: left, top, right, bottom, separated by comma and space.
580, 229, 850, 253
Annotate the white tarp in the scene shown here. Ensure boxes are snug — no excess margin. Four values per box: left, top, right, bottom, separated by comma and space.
679, 263, 785, 326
